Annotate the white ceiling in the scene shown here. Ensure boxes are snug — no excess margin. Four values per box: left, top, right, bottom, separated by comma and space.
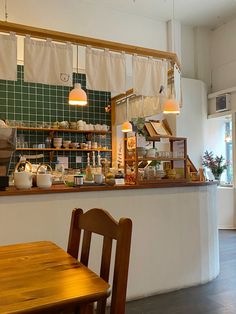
83, 0, 236, 29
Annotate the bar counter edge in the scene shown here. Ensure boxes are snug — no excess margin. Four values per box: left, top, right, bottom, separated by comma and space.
0, 181, 216, 196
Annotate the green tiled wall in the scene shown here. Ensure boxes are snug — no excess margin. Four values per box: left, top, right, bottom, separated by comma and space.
0, 65, 111, 173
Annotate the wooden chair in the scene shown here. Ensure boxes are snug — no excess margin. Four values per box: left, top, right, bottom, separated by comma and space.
67, 208, 132, 314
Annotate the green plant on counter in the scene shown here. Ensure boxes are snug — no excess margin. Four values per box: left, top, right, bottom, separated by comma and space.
150, 160, 161, 168
131, 117, 147, 137
202, 150, 227, 180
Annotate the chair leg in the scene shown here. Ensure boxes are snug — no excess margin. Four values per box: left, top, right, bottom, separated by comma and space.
96, 298, 107, 314
79, 303, 95, 314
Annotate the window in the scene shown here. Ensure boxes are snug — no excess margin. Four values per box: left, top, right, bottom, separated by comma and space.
225, 119, 233, 184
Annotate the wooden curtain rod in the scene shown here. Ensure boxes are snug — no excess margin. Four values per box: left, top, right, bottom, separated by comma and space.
0, 20, 181, 68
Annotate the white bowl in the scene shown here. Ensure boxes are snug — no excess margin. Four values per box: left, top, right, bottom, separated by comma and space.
53, 138, 62, 143
70, 142, 79, 149
63, 141, 71, 148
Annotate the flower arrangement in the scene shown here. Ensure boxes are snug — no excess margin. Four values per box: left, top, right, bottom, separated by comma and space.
202, 150, 227, 180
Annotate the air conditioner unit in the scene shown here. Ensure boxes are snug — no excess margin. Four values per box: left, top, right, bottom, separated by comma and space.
216, 94, 231, 112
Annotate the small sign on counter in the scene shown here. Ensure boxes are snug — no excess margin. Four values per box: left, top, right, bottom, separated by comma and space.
115, 178, 125, 185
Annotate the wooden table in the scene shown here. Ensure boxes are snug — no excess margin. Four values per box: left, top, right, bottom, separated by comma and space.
0, 241, 110, 314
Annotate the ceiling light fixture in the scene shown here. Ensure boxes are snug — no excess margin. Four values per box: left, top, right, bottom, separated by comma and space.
69, 45, 87, 106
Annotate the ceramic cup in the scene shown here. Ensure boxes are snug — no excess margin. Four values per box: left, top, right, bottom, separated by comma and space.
94, 173, 103, 184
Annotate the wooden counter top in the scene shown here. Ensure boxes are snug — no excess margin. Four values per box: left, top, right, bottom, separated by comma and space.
0, 181, 217, 197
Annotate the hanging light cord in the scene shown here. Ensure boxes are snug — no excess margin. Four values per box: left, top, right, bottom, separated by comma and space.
5, 0, 8, 22
76, 45, 79, 76
172, 0, 175, 52
172, 0, 175, 97
126, 97, 129, 121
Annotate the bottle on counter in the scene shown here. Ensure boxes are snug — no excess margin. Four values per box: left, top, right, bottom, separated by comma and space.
91, 151, 96, 175
54, 160, 65, 182
96, 152, 102, 175
199, 168, 205, 182
85, 153, 93, 182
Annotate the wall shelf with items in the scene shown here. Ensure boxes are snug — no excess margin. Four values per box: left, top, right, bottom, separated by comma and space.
16, 148, 112, 152
124, 133, 187, 185
12, 125, 112, 172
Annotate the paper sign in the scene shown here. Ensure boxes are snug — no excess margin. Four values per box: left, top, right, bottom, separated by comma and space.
57, 156, 68, 169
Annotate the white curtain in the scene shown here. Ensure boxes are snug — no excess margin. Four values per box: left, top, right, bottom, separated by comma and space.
24, 37, 73, 86
85, 47, 126, 93
0, 33, 17, 81
174, 64, 182, 106
115, 95, 163, 125
133, 55, 168, 97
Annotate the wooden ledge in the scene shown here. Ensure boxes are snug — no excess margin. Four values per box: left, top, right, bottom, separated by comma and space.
0, 181, 217, 197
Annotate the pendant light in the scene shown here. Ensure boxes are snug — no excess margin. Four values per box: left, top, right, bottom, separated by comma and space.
163, 62, 180, 114
121, 97, 132, 133
69, 45, 87, 106
163, 93, 180, 114
163, 0, 180, 114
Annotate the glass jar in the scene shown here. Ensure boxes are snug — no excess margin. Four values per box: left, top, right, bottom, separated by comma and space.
146, 166, 156, 180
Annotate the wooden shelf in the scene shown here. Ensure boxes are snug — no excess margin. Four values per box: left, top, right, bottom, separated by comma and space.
124, 133, 188, 185
146, 136, 187, 142
16, 126, 111, 134
16, 148, 112, 152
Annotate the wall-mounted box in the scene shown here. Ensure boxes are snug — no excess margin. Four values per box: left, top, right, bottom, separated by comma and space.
216, 94, 231, 112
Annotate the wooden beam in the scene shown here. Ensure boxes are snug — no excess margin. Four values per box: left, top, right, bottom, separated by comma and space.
0, 20, 181, 68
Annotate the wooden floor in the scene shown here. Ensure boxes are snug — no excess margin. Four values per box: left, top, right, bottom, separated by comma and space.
125, 230, 236, 314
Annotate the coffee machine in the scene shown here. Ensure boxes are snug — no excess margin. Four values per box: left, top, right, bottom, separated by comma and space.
0, 128, 16, 190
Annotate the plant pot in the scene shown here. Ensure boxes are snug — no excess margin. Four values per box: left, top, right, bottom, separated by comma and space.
214, 174, 221, 185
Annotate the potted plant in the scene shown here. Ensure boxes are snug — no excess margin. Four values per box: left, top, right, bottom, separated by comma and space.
131, 117, 147, 137
202, 150, 227, 181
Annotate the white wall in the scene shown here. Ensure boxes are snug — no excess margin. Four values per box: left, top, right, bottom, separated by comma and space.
210, 18, 236, 92
1, 0, 167, 51
181, 25, 211, 90
176, 78, 208, 168
195, 27, 211, 90
181, 25, 195, 79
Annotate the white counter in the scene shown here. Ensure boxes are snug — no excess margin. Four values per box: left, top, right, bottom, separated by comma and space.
0, 184, 219, 300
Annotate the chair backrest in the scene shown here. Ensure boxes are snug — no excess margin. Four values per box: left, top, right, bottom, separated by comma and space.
67, 208, 132, 314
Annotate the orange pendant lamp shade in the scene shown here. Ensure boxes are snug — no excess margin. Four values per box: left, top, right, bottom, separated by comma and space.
121, 121, 133, 133
69, 83, 87, 106
163, 98, 180, 114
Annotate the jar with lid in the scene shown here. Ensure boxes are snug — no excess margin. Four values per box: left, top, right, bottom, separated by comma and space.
74, 175, 84, 186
